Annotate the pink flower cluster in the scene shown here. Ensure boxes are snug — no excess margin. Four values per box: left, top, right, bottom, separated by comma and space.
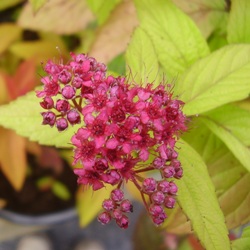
37, 53, 187, 228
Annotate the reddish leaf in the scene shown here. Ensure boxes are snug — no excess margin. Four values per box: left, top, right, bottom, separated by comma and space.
3, 59, 38, 100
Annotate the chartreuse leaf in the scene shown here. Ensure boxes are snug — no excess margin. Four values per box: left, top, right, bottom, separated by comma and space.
134, 0, 209, 78
0, 90, 80, 148
175, 45, 250, 115
200, 105, 250, 172
29, 0, 47, 12
86, 0, 121, 25
232, 226, 250, 250
76, 185, 113, 227
176, 140, 230, 250
227, 0, 250, 43
126, 27, 164, 85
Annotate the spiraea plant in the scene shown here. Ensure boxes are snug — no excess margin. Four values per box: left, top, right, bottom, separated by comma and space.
36, 53, 187, 228
0, 0, 250, 249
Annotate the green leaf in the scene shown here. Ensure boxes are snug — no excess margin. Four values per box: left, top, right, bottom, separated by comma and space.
176, 140, 230, 250
232, 226, 250, 250
86, 0, 121, 25
200, 105, 250, 172
0, 90, 79, 148
29, 0, 47, 12
107, 53, 126, 75
134, 0, 210, 78
208, 30, 228, 52
227, 0, 250, 44
76, 185, 113, 227
126, 27, 164, 85
175, 45, 250, 115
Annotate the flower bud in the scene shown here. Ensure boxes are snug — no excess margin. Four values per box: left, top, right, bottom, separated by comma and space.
120, 200, 133, 213
102, 199, 115, 211
42, 112, 56, 126
111, 189, 124, 202
142, 178, 157, 194
98, 211, 111, 225
40, 97, 54, 109
67, 109, 81, 125
56, 118, 68, 131
62, 85, 75, 99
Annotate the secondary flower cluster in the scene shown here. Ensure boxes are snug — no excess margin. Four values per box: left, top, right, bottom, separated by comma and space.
37, 53, 187, 228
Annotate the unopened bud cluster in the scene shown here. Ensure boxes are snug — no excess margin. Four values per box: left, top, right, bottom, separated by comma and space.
37, 53, 187, 228
98, 189, 133, 228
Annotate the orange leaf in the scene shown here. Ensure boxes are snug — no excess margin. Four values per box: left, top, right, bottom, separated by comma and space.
0, 73, 9, 104
0, 127, 27, 190
89, 0, 138, 64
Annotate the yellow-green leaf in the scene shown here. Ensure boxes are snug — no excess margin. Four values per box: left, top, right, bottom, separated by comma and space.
29, 0, 47, 12
126, 27, 164, 85
209, 149, 250, 229
0, 90, 80, 148
176, 45, 250, 115
176, 140, 230, 250
227, 0, 250, 44
134, 0, 210, 78
86, 0, 121, 25
200, 105, 250, 172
